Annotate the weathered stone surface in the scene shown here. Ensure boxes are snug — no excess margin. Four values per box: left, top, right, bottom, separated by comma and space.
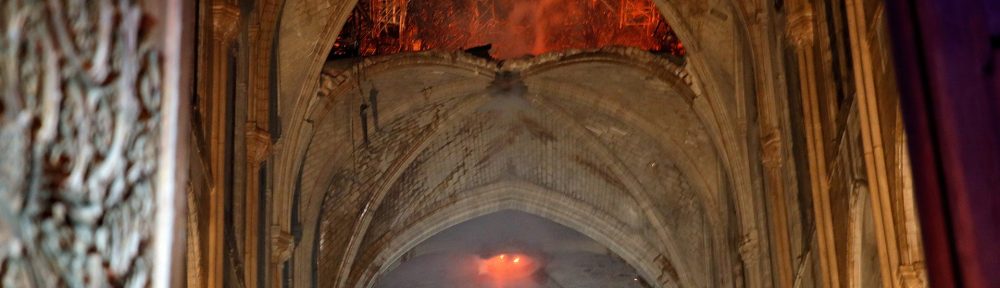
0, 0, 165, 286
275, 49, 731, 288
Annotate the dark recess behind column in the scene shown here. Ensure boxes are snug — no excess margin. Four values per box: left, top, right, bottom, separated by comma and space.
224, 44, 239, 287
258, 164, 267, 288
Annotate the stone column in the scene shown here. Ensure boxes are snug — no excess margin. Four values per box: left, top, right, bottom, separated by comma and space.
785, 1, 842, 287
195, 2, 240, 287
745, 3, 800, 287
843, 0, 904, 286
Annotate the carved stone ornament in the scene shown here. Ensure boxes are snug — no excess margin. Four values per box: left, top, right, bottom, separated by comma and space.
761, 130, 785, 168
246, 123, 272, 167
738, 232, 761, 264
1, 0, 163, 286
785, 0, 816, 48
211, 3, 241, 42
271, 228, 294, 263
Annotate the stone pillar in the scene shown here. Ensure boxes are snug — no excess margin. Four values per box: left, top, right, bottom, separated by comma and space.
193, 2, 240, 287
245, 124, 271, 288
785, 1, 842, 287
239, 0, 281, 286
745, 3, 800, 287
843, 0, 906, 286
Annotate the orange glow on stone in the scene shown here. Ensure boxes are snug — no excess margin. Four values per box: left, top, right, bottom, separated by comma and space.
478, 253, 539, 280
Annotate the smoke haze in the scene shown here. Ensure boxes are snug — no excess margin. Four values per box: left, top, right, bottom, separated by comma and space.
373, 210, 649, 288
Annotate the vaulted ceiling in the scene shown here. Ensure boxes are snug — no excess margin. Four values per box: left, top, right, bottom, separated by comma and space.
269, 0, 782, 287
277, 49, 744, 288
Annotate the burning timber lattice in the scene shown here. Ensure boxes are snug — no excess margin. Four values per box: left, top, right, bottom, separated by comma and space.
1, 0, 164, 286
330, 0, 686, 60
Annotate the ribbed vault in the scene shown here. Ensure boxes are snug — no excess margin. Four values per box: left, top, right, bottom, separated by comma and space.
281, 49, 742, 288
271, 0, 777, 287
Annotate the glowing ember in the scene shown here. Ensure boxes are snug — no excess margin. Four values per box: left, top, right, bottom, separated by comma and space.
478, 253, 540, 280
331, 0, 685, 60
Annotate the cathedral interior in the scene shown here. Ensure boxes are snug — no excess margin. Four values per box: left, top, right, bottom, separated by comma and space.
1, 0, 999, 287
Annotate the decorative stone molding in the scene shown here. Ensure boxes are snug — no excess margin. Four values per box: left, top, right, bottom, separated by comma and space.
321, 50, 497, 82
739, 232, 761, 264
319, 48, 700, 101
271, 228, 295, 263
246, 123, 272, 167
761, 131, 785, 168
0, 0, 167, 286
898, 263, 927, 288
212, 3, 241, 42
502, 47, 700, 99
785, 0, 816, 49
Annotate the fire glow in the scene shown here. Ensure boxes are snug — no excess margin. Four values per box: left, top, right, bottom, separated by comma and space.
331, 0, 685, 60
477, 253, 540, 280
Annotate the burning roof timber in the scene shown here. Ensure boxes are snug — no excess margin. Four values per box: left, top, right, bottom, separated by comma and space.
330, 0, 686, 61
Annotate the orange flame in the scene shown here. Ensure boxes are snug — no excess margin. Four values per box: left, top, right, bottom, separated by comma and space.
478, 253, 539, 280
332, 0, 685, 59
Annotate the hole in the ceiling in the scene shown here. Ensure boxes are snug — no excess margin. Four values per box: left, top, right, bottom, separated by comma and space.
330, 0, 686, 62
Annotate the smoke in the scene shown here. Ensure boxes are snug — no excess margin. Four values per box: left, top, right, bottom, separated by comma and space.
373, 210, 646, 288
501, 0, 565, 57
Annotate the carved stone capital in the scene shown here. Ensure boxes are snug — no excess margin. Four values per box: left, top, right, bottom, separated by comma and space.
785, 0, 815, 49
761, 131, 784, 168
738, 232, 760, 263
212, 3, 241, 42
271, 228, 295, 263
897, 263, 927, 288
247, 123, 272, 167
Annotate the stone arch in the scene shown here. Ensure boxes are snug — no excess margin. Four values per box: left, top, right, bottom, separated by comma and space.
324, 49, 724, 285
273, 2, 757, 191
277, 47, 752, 287
283, 52, 499, 288
271, 11, 770, 288
273, 2, 760, 217
352, 181, 682, 288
